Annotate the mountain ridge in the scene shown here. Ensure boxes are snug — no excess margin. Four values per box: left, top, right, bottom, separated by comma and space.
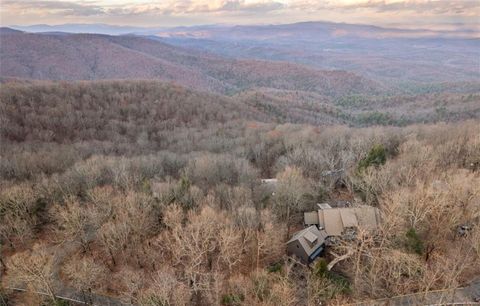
0, 28, 383, 97
8, 21, 479, 38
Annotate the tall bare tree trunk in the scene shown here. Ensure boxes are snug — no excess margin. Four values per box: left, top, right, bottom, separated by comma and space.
285, 205, 291, 241
256, 230, 260, 271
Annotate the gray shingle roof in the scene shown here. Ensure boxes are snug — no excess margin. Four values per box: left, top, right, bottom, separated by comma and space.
287, 226, 327, 256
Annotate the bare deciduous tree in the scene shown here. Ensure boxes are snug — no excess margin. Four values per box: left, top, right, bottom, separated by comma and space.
6, 245, 58, 302
63, 256, 107, 304
274, 166, 313, 238
139, 267, 191, 306
51, 196, 94, 252
0, 184, 38, 248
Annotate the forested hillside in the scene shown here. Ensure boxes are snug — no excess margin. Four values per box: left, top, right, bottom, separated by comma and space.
1, 80, 478, 138
1, 80, 479, 305
0, 29, 381, 96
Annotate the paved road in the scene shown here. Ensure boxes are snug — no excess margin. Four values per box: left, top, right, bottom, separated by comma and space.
5, 287, 129, 306
467, 277, 480, 303
348, 279, 480, 306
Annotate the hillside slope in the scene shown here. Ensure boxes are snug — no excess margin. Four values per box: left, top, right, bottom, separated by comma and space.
0, 81, 257, 143
0, 29, 225, 92
0, 29, 382, 96
157, 22, 480, 85
1, 81, 478, 148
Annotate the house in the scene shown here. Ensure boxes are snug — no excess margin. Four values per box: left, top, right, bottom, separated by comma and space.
287, 226, 328, 263
304, 204, 380, 237
304, 203, 333, 224
288, 203, 380, 264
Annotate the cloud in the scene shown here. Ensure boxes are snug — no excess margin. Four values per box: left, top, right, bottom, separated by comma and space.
119, 1, 286, 15
216, 0, 285, 13
1, 0, 478, 27
3, 0, 477, 17
289, 0, 480, 16
2, 0, 105, 16
7, 0, 286, 18
340, 0, 480, 15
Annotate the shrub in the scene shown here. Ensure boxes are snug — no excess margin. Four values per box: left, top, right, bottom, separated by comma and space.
221, 293, 244, 306
357, 144, 387, 172
49, 300, 71, 306
405, 228, 424, 255
251, 273, 271, 302
0, 288, 9, 306
311, 259, 351, 296
266, 262, 282, 273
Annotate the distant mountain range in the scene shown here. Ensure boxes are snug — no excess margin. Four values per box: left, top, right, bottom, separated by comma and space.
9, 21, 479, 38
1, 22, 479, 126
0, 27, 382, 97
8, 23, 152, 35
154, 22, 480, 84
6, 21, 479, 85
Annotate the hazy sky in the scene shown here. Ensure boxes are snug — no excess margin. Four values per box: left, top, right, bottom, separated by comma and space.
1, 0, 479, 29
